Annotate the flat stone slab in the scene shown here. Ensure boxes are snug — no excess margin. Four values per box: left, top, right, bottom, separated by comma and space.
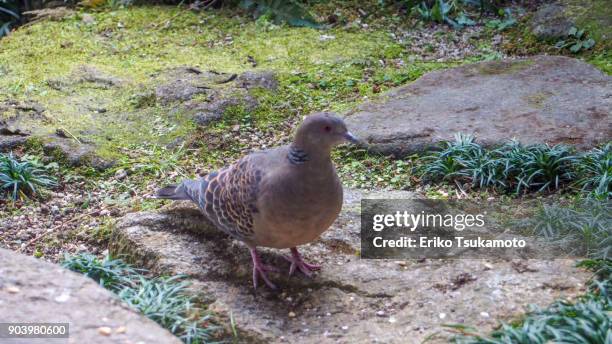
109, 190, 591, 343
345, 56, 611, 157
0, 248, 181, 344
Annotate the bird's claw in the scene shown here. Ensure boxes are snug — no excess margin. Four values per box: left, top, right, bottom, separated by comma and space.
253, 265, 278, 290
250, 248, 278, 290
286, 247, 321, 277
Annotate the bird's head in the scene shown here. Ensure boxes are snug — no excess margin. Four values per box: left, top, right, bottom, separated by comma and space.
293, 113, 359, 151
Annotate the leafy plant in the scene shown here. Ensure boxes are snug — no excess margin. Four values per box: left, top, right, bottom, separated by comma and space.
420, 136, 578, 194
420, 135, 508, 190
240, 0, 321, 28
485, 8, 516, 31
456, 148, 504, 189
455, 12, 475, 26
0, 0, 20, 38
498, 142, 576, 193
118, 276, 215, 344
420, 133, 481, 182
0, 152, 57, 200
415, 0, 474, 29
61, 253, 139, 290
575, 143, 611, 199
455, 296, 610, 343
411, 0, 516, 29
555, 27, 596, 53
62, 254, 217, 344
527, 199, 611, 259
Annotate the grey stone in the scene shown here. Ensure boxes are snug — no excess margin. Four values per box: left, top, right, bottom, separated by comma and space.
345, 56, 611, 157
109, 190, 591, 343
154, 67, 235, 104
528, 0, 611, 45
155, 68, 274, 126
42, 138, 114, 170
45, 65, 123, 91
193, 112, 224, 126
74, 65, 122, 88
0, 248, 182, 344
236, 71, 279, 90
530, 3, 574, 40
188, 94, 259, 127
0, 133, 112, 170
0, 135, 28, 151
155, 82, 210, 104
114, 168, 127, 180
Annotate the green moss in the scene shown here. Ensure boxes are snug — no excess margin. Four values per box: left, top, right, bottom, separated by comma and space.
23, 137, 46, 153
501, 17, 555, 56
587, 52, 612, 74
524, 91, 553, 109
0, 7, 446, 162
22, 137, 70, 165
476, 59, 534, 75
563, 0, 611, 48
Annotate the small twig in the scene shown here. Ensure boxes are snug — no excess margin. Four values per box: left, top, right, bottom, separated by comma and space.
455, 180, 469, 199
214, 73, 237, 84
201, 0, 219, 11
59, 127, 82, 144
20, 205, 108, 252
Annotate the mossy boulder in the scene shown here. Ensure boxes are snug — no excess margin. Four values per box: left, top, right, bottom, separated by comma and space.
530, 0, 611, 47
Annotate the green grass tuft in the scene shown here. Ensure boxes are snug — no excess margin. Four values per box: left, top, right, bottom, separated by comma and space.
525, 199, 611, 259
419, 135, 610, 196
575, 143, 611, 199
0, 152, 57, 200
61, 253, 140, 290
62, 253, 217, 343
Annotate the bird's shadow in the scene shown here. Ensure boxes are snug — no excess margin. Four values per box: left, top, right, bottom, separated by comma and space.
158, 205, 321, 294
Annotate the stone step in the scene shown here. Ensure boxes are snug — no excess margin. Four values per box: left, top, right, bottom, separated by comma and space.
109, 190, 591, 344
0, 248, 182, 344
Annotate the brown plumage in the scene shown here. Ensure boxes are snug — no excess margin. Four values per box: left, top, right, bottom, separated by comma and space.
156, 113, 359, 288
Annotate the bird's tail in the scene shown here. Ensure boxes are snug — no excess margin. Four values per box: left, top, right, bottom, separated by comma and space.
155, 179, 204, 202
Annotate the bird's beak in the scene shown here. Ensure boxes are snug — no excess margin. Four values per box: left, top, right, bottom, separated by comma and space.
344, 131, 359, 144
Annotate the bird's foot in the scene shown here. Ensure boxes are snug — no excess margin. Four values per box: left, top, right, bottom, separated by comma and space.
249, 248, 278, 290
285, 247, 321, 277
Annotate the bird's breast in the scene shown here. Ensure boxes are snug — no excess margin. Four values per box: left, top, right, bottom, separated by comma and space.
252, 170, 343, 249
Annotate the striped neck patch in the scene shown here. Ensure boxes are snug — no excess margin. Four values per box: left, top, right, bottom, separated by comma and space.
287, 146, 309, 165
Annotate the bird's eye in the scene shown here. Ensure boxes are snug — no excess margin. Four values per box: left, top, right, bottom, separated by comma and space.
324, 125, 332, 132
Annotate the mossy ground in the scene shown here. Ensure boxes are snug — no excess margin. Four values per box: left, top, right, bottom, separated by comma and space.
563, 0, 611, 47
2, 3, 610, 175
0, 6, 452, 162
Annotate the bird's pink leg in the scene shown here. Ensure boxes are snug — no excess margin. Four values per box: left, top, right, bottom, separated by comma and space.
286, 247, 321, 277
249, 248, 278, 289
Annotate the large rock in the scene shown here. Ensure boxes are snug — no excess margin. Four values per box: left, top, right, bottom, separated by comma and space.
109, 190, 591, 343
0, 100, 111, 169
530, 3, 575, 40
345, 56, 611, 157
154, 67, 277, 127
0, 248, 182, 344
